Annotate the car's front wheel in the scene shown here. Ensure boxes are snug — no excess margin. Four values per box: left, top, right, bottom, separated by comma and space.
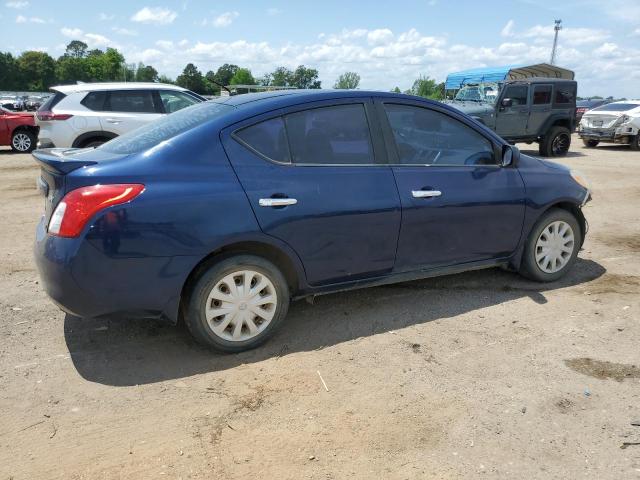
11, 130, 36, 152
582, 139, 599, 148
184, 255, 290, 352
519, 209, 582, 282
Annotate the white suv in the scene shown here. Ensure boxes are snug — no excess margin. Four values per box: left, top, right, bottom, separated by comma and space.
36, 83, 205, 148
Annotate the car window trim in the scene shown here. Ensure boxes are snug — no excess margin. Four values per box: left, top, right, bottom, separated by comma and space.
230, 98, 390, 167
373, 98, 502, 168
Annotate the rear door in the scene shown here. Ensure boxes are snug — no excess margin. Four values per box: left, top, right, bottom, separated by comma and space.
495, 84, 530, 138
99, 89, 163, 135
376, 99, 526, 271
222, 99, 402, 286
528, 84, 552, 135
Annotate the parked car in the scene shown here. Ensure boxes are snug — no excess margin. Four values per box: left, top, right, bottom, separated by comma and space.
35, 83, 206, 148
0, 106, 38, 152
33, 90, 591, 352
0, 96, 21, 111
575, 99, 609, 123
26, 95, 46, 111
448, 78, 578, 157
578, 100, 640, 150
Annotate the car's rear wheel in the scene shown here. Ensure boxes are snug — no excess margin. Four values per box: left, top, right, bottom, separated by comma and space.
519, 209, 582, 282
630, 134, 640, 151
582, 139, 599, 148
11, 130, 36, 152
184, 255, 290, 352
539, 126, 571, 157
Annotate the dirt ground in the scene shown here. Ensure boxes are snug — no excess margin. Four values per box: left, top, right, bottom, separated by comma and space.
0, 136, 639, 479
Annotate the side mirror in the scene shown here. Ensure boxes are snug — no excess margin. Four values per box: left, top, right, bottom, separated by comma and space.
502, 145, 519, 167
501, 98, 513, 108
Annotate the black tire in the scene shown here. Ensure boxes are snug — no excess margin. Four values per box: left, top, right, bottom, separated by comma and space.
630, 134, 640, 151
582, 139, 599, 148
82, 139, 108, 148
183, 255, 290, 353
539, 126, 571, 157
519, 208, 582, 282
10, 129, 36, 152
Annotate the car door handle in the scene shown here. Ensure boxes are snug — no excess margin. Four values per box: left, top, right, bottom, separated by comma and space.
259, 198, 298, 207
104, 118, 122, 124
412, 190, 442, 198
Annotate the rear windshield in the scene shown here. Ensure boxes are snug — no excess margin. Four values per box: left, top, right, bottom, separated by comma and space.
38, 92, 66, 111
592, 103, 640, 112
98, 101, 234, 154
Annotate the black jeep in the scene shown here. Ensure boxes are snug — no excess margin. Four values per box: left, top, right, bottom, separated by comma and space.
447, 77, 577, 157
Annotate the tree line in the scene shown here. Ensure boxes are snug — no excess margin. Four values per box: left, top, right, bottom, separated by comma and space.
0, 40, 444, 100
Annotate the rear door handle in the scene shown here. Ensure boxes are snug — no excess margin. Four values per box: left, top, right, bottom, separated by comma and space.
105, 118, 122, 124
259, 198, 298, 207
412, 190, 442, 198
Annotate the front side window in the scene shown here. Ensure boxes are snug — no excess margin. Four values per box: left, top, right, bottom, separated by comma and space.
159, 90, 200, 114
284, 104, 375, 165
384, 104, 495, 166
106, 90, 157, 113
503, 85, 529, 106
533, 85, 552, 105
235, 117, 290, 164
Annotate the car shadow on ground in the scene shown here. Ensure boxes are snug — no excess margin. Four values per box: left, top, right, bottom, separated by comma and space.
64, 258, 606, 386
517, 148, 586, 158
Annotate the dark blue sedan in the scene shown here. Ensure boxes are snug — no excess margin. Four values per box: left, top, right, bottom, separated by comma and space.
33, 90, 591, 352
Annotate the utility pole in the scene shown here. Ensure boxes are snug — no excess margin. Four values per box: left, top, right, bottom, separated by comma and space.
550, 19, 562, 65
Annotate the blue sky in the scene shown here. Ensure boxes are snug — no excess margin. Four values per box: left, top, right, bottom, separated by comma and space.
2, 0, 639, 97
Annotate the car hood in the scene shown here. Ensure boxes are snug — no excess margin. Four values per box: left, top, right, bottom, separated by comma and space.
518, 153, 570, 173
445, 100, 494, 117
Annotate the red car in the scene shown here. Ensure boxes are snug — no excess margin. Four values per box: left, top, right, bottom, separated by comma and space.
0, 106, 38, 152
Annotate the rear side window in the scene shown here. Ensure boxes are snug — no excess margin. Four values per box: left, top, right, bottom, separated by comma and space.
533, 85, 552, 105
384, 104, 495, 166
106, 90, 157, 113
554, 85, 575, 105
284, 104, 375, 165
503, 85, 528, 106
235, 117, 290, 163
38, 92, 66, 112
81, 91, 107, 111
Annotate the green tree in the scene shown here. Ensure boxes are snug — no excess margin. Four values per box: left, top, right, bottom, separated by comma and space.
392, 86, 401, 93
0, 52, 20, 90
135, 63, 158, 82
65, 40, 88, 59
17, 51, 56, 91
102, 49, 126, 81
334, 71, 360, 89
85, 49, 105, 81
408, 75, 443, 100
212, 63, 239, 87
176, 63, 206, 93
158, 74, 174, 84
229, 68, 255, 86
264, 66, 293, 86
290, 65, 320, 89
56, 55, 88, 84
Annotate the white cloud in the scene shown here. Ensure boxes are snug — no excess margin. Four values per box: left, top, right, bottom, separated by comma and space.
501, 19, 514, 37
16, 14, 45, 23
522, 24, 610, 46
156, 40, 173, 49
131, 7, 177, 25
6, 1, 28, 8
267, 7, 280, 16
60, 27, 114, 48
112, 26, 137, 36
211, 11, 239, 28
367, 28, 393, 46
99, 13, 115, 21
632, 28, 640, 37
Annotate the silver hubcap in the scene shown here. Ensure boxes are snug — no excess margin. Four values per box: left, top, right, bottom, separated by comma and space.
205, 269, 277, 342
12, 133, 31, 151
535, 220, 575, 274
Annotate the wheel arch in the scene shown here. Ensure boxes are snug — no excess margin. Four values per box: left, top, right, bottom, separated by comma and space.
11, 124, 39, 137
71, 130, 118, 148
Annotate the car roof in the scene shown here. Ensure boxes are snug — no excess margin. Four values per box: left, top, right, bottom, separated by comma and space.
506, 77, 577, 84
51, 82, 189, 94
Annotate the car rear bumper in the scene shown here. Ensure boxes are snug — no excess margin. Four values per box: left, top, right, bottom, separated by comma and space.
34, 218, 200, 322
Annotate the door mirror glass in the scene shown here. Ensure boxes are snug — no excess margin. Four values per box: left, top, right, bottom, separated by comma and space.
502, 145, 519, 167
501, 98, 513, 108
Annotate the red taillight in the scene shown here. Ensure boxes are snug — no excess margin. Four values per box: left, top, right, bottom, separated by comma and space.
36, 110, 73, 121
48, 184, 145, 237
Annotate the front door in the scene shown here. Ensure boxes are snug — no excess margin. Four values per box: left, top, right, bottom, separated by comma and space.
377, 100, 526, 271
495, 84, 530, 138
222, 100, 401, 286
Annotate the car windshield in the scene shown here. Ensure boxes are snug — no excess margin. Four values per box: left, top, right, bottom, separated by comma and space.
98, 101, 234, 155
454, 83, 500, 103
592, 103, 640, 112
